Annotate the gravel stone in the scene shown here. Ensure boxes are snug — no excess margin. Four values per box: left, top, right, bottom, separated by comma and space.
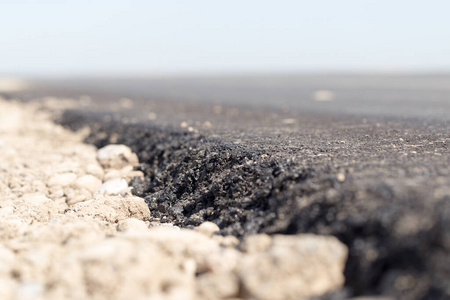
240, 234, 273, 253
0, 98, 348, 300
94, 177, 129, 196
85, 163, 104, 179
48, 172, 77, 187
237, 234, 348, 300
97, 144, 138, 170
195, 221, 220, 237
73, 175, 102, 193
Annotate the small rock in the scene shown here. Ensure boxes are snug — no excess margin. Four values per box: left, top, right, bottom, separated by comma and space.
195, 221, 220, 237
48, 172, 77, 187
104, 166, 144, 182
212, 235, 240, 248
70, 196, 151, 222
337, 173, 346, 182
120, 165, 134, 174
240, 234, 272, 253
94, 178, 129, 196
124, 170, 145, 182
48, 187, 64, 199
104, 170, 122, 181
63, 187, 75, 199
66, 194, 87, 206
73, 175, 102, 193
97, 144, 138, 170
85, 164, 104, 179
237, 234, 348, 300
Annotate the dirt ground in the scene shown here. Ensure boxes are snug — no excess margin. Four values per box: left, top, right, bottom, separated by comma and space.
0, 98, 348, 300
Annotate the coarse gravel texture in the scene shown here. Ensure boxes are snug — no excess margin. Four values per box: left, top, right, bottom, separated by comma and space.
58, 103, 450, 300
0, 98, 348, 300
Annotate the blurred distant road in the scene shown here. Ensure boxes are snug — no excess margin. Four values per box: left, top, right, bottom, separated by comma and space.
27, 73, 450, 121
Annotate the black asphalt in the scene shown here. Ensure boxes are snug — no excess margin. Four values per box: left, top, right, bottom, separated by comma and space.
5, 74, 450, 300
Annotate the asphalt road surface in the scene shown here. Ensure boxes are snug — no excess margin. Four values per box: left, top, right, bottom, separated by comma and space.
5, 74, 450, 300
29, 73, 450, 119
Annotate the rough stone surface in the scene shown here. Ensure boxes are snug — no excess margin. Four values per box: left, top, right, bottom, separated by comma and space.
73, 174, 102, 193
94, 177, 129, 196
238, 234, 348, 300
85, 163, 105, 179
194, 221, 220, 237
68, 195, 151, 223
97, 144, 139, 170
240, 234, 273, 253
0, 98, 347, 300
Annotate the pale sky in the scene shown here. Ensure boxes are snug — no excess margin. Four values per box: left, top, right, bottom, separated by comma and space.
1, 0, 449, 77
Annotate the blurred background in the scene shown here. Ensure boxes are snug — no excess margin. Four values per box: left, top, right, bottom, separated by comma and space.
1, 0, 450, 119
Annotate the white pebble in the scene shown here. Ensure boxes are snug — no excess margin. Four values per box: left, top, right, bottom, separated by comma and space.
94, 178, 129, 196
97, 144, 138, 169
85, 164, 104, 179
195, 221, 220, 237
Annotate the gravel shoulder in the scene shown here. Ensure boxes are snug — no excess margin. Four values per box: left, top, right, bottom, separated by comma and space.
0, 98, 348, 300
